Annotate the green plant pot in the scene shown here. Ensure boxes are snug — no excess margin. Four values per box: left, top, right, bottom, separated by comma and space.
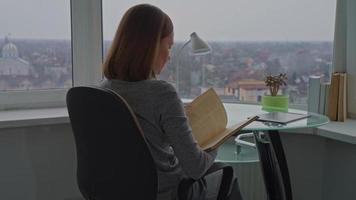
261, 95, 289, 112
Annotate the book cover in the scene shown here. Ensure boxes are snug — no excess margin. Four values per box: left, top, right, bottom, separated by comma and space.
185, 88, 258, 151
327, 73, 340, 121
308, 76, 321, 113
337, 73, 347, 121
324, 84, 330, 115
319, 82, 328, 115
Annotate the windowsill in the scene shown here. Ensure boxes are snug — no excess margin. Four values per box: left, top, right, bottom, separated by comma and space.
317, 119, 356, 145
0, 107, 355, 146
0, 107, 69, 129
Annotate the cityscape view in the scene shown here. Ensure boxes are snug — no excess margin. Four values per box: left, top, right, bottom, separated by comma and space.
0, 37, 72, 91
101, 0, 335, 106
0, 37, 332, 106
157, 41, 332, 104
0, 0, 335, 107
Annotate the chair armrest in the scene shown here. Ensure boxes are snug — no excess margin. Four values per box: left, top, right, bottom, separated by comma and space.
178, 162, 234, 200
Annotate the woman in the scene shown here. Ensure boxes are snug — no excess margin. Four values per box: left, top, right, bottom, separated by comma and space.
100, 4, 242, 200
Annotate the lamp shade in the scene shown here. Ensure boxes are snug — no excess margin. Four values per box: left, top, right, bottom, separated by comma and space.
190, 32, 211, 55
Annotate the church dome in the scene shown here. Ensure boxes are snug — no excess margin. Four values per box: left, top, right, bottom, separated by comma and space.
2, 42, 19, 58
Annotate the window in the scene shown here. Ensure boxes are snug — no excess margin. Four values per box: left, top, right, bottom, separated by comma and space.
0, 0, 72, 91
0, 0, 72, 109
103, 0, 336, 107
0, 0, 102, 110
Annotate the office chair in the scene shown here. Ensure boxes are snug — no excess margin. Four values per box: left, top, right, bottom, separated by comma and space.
66, 86, 234, 200
236, 131, 291, 200
253, 131, 290, 200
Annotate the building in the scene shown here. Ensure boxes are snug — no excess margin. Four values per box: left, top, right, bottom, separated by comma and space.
0, 36, 34, 77
227, 79, 267, 103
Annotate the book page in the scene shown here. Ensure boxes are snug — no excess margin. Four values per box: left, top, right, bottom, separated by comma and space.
185, 88, 227, 148
200, 116, 259, 151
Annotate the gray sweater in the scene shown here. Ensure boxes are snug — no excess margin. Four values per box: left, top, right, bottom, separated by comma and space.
99, 79, 216, 198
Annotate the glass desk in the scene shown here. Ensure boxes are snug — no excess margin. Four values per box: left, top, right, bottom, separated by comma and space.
216, 139, 259, 163
216, 139, 267, 200
223, 103, 329, 200
224, 104, 329, 131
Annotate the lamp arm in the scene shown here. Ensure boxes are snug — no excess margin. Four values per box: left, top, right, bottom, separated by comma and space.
177, 39, 191, 56
175, 39, 191, 92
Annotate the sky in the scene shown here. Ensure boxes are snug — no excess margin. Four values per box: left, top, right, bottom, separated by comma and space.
0, 0, 71, 40
0, 0, 336, 41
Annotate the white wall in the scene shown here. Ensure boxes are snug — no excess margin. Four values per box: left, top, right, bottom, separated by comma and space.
1, 123, 356, 200
281, 131, 356, 200
0, 124, 82, 200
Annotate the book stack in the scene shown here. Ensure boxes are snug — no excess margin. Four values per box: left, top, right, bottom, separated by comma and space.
327, 72, 347, 121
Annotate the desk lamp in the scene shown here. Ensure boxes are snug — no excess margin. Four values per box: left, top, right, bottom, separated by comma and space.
176, 32, 211, 92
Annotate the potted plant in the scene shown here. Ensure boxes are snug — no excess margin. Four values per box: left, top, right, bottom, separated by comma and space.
261, 73, 288, 112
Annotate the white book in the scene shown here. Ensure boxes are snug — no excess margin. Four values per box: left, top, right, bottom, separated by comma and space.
308, 76, 321, 113
319, 83, 328, 114
324, 84, 331, 115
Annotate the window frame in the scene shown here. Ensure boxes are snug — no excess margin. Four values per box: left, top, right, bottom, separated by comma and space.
0, 0, 103, 110
346, 0, 356, 118
333, 0, 356, 119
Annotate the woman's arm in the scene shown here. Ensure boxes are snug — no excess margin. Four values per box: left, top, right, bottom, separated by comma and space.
158, 83, 216, 180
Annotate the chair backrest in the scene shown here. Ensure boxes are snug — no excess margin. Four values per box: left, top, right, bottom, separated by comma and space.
253, 132, 289, 200
66, 86, 157, 200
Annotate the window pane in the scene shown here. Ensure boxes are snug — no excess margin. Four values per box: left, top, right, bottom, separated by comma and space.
103, 0, 336, 105
0, 0, 72, 91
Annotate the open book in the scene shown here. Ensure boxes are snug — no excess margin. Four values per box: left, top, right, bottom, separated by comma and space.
185, 88, 259, 151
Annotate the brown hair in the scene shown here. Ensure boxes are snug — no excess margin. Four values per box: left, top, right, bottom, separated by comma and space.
103, 4, 173, 81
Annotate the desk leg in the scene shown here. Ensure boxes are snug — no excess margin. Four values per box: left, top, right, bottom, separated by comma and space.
268, 130, 292, 200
